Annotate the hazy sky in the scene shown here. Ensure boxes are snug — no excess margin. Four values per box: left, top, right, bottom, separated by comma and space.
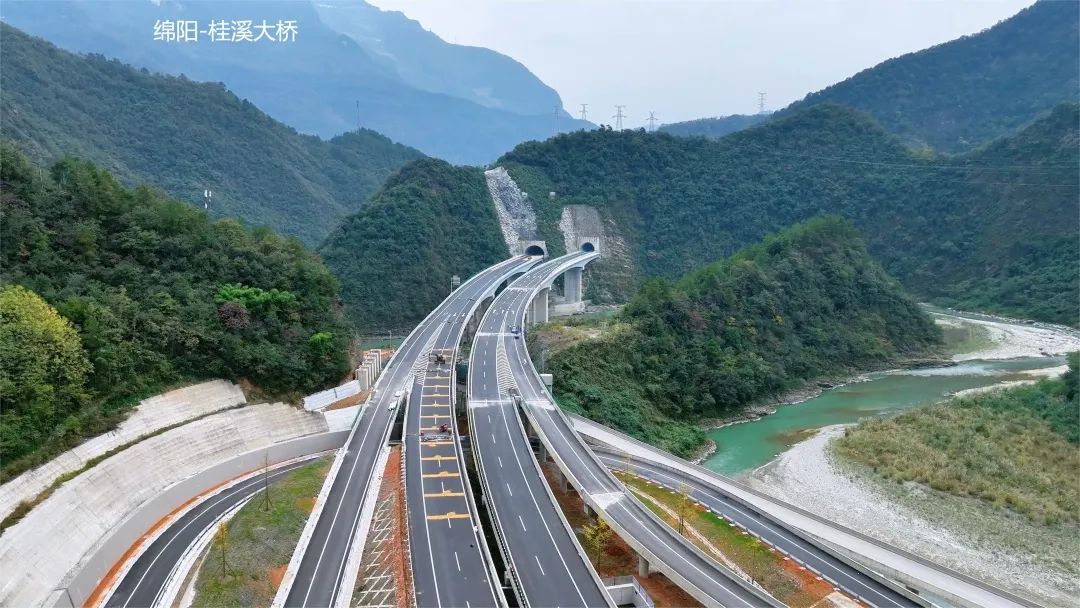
367, 0, 1035, 127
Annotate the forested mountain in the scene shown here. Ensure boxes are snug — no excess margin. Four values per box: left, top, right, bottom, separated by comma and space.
545, 218, 941, 455
0, 0, 592, 164
0, 23, 422, 245
332, 103, 1078, 330
776, 0, 1079, 153
658, 114, 768, 139
0, 144, 351, 478
319, 160, 509, 331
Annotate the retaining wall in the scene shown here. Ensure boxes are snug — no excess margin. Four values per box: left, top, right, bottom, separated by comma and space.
0, 380, 246, 521
0, 403, 328, 608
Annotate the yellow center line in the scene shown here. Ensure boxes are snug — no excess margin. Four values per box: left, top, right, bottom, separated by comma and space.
421, 455, 457, 461
421, 441, 454, 446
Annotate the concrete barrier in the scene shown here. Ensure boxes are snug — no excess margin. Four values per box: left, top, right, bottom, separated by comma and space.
0, 380, 246, 521
0, 403, 329, 608
52, 431, 349, 608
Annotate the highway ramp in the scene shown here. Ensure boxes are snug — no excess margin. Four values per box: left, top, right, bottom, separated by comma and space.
105, 458, 315, 608
468, 254, 613, 608
498, 252, 781, 608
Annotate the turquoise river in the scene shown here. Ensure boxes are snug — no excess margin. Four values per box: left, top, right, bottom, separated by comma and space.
702, 355, 1066, 477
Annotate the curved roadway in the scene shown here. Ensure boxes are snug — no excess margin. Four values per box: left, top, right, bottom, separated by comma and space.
468, 254, 613, 608
282, 256, 537, 608
499, 252, 780, 608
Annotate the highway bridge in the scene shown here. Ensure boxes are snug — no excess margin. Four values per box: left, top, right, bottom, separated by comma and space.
276, 255, 538, 608
572, 414, 1040, 608
468, 253, 614, 608
93, 248, 1044, 608
494, 251, 783, 608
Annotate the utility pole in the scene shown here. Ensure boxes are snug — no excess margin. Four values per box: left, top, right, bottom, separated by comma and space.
757, 92, 767, 115
262, 451, 272, 511
613, 105, 626, 130
579, 103, 588, 121
645, 111, 659, 132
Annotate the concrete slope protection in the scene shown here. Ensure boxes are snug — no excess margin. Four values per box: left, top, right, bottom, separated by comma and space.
468, 253, 613, 608
593, 449, 917, 608
501, 253, 779, 608
573, 416, 1042, 608
105, 458, 315, 608
404, 319, 502, 607
282, 256, 537, 608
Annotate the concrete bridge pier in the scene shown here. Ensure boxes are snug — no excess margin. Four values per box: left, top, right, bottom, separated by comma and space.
564, 267, 583, 304
637, 555, 651, 578
530, 287, 550, 325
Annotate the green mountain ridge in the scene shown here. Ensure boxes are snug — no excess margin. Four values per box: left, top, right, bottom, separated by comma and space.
665, 1, 1078, 152
332, 103, 1078, 330
543, 217, 942, 455
0, 23, 424, 245
0, 144, 351, 478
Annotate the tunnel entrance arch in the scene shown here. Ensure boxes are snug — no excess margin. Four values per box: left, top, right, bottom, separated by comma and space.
524, 244, 546, 256
580, 242, 595, 252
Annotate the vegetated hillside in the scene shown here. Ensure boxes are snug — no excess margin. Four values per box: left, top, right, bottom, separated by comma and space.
0, 144, 351, 478
545, 218, 941, 456
0, 23, 423, 245
658, 114, 768, 139
835, 353, 1079, 526
328, 103, 1077, 331
0, 0, 592, 164
776, 0, 1079, 153
319, 160, 509, 331
499, 104, 1079, 325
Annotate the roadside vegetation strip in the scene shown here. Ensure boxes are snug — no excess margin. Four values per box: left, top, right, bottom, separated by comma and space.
190, 456, 332, 608
0, 404, 246, 533
833, 357, 1079, 526
615, 472, 838, 608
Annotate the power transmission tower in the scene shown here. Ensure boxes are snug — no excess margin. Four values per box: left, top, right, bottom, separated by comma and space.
356, 99, 361, 131
553, 105, 561, 135
757, 92, 767, 115
613, 105, 626, 130
579, 103, 588, 121
645, 111, 659, 132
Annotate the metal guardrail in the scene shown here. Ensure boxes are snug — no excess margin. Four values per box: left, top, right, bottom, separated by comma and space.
573, 415, 1043, 608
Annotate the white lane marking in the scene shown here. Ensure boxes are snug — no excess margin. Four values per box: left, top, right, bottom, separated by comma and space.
599, 455, 891, 604
519, 515, 527, 532
455, 551, 462, 572
506, 483, 513, 497
535, 555, 547, 576
498, 456, 503, 468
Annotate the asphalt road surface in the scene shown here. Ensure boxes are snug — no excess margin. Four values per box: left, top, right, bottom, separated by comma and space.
285, 256, 536, 608
502, 253, 779, 608
468, 254, 612, 608
593, 449, 919, 607
106, 458, 314, 608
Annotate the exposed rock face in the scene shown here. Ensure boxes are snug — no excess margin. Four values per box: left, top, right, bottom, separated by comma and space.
485, 167, 538, 254
558, 205, 603, 253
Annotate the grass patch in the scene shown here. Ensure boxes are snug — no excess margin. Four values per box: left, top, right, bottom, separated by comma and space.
192, 456, 330, 608
617, 473, 826, 607
834, 370, 1079, 525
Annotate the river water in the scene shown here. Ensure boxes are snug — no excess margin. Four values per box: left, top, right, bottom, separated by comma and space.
702, 355, 1066, 477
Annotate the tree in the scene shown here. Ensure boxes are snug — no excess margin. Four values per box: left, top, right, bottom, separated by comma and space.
673, 481, 693, 536
581, 515, 613, 569
215, 521, 229, 578
0, 285, 91, 462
